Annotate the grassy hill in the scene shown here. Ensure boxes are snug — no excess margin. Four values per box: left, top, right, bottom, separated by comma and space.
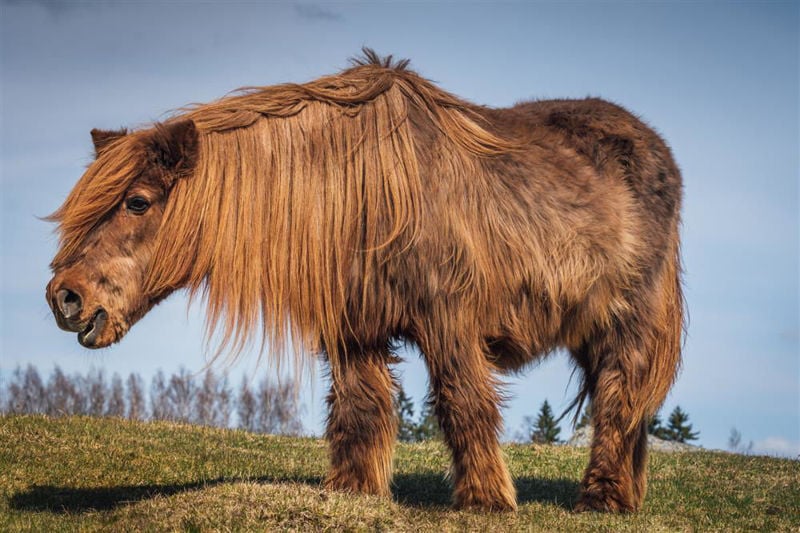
1, 415, 797, 531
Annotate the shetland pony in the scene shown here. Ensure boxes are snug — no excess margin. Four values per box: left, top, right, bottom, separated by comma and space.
46, 50, 683, 512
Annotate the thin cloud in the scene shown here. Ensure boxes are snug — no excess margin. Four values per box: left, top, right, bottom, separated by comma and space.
753, 437, 800, 459
294, 3, 343, 22
3, 0, 81, 17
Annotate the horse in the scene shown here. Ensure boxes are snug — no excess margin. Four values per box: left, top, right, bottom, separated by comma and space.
46, 50, 684, 512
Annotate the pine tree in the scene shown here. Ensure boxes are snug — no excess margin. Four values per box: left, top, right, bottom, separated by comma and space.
648, 413, 672, 440
414, 400, 441, 441
529, 399, 561, 444
395, 386, 417, 443
575, 403, 592, 430
665, 406, 699, 443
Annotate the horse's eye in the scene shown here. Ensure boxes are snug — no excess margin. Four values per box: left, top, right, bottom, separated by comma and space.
125, 196, 150, 215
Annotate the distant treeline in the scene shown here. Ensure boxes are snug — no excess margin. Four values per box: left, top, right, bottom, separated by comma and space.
0, 365, 303, 436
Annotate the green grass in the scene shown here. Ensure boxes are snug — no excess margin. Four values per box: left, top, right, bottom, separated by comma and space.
1, 415, 797, 531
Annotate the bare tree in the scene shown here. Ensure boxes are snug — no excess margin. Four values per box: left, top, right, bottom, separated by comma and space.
254, 376, 279, 433
166, 367, 195, 423
150, 370, 171, 421
0, 371, 6, 413
214, 373, 233, 428
194, 369, 217, 426
3, 366, 304, 435
6, 367, 26, 414
255, 376, 303, 435
274, 380, 303, 435
46, 366, 84, 416
7, 365, 48, 414
84, 369, 107, 417
728, 427, 753, 455
106, 373, 126, 417
237, 376, 257, 431
126, 373, 146, 420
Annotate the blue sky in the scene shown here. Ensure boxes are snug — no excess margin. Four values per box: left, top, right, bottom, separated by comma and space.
1, 1, 797, 457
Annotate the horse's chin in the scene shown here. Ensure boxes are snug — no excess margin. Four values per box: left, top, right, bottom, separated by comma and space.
77, 300, 155, 349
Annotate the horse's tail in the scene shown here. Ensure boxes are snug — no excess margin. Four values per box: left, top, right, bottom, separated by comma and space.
635, 234, 685, 427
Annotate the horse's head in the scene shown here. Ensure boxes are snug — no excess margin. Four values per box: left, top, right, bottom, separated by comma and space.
46, 120, 198, 348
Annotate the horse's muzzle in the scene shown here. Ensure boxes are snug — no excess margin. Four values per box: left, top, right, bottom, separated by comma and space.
46, 281, 109, 348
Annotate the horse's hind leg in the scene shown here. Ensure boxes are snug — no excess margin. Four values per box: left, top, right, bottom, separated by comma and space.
571, 330, 651, 513
573, 301, 680, 513
324, 346, 398, 497
573, 243, 682, 513
418, 329, 516, 511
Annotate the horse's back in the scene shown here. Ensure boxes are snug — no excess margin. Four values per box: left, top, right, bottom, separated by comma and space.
499, 97, 681, 217
483, 97, 682, 270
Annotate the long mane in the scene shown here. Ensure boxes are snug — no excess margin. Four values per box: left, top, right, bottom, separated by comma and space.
52, 50, 516, 366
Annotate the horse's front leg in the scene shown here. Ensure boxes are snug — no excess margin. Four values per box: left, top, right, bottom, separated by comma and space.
324, 346, 398, 496
419, 329, 517, 511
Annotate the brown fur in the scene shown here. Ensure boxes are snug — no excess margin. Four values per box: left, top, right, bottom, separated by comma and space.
46, 50, 683, 512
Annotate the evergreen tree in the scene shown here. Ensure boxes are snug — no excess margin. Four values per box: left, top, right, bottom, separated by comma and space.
648, 413, 672, 440
395, 386, 417, 443
414, 400, 441, 441
529, 399, 561, 444
575, 403, 592, 430
665, 406, 699, 443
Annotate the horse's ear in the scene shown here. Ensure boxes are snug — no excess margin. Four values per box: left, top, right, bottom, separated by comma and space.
148, 119, 198, 177
90, 128, 127, 157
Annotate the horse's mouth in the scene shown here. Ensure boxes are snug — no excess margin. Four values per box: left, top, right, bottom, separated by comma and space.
77, 309, 108, 348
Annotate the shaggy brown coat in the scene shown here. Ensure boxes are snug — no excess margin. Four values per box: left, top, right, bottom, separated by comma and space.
46, 50, 683, 512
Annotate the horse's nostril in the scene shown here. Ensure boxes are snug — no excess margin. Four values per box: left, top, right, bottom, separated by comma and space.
56, 288, 82, 319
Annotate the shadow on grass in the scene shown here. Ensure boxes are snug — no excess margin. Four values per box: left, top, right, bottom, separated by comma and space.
515, 476, 579, 509
391, 473, 579, 510
11, 473, 577, 513
8, 474, 323, 513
